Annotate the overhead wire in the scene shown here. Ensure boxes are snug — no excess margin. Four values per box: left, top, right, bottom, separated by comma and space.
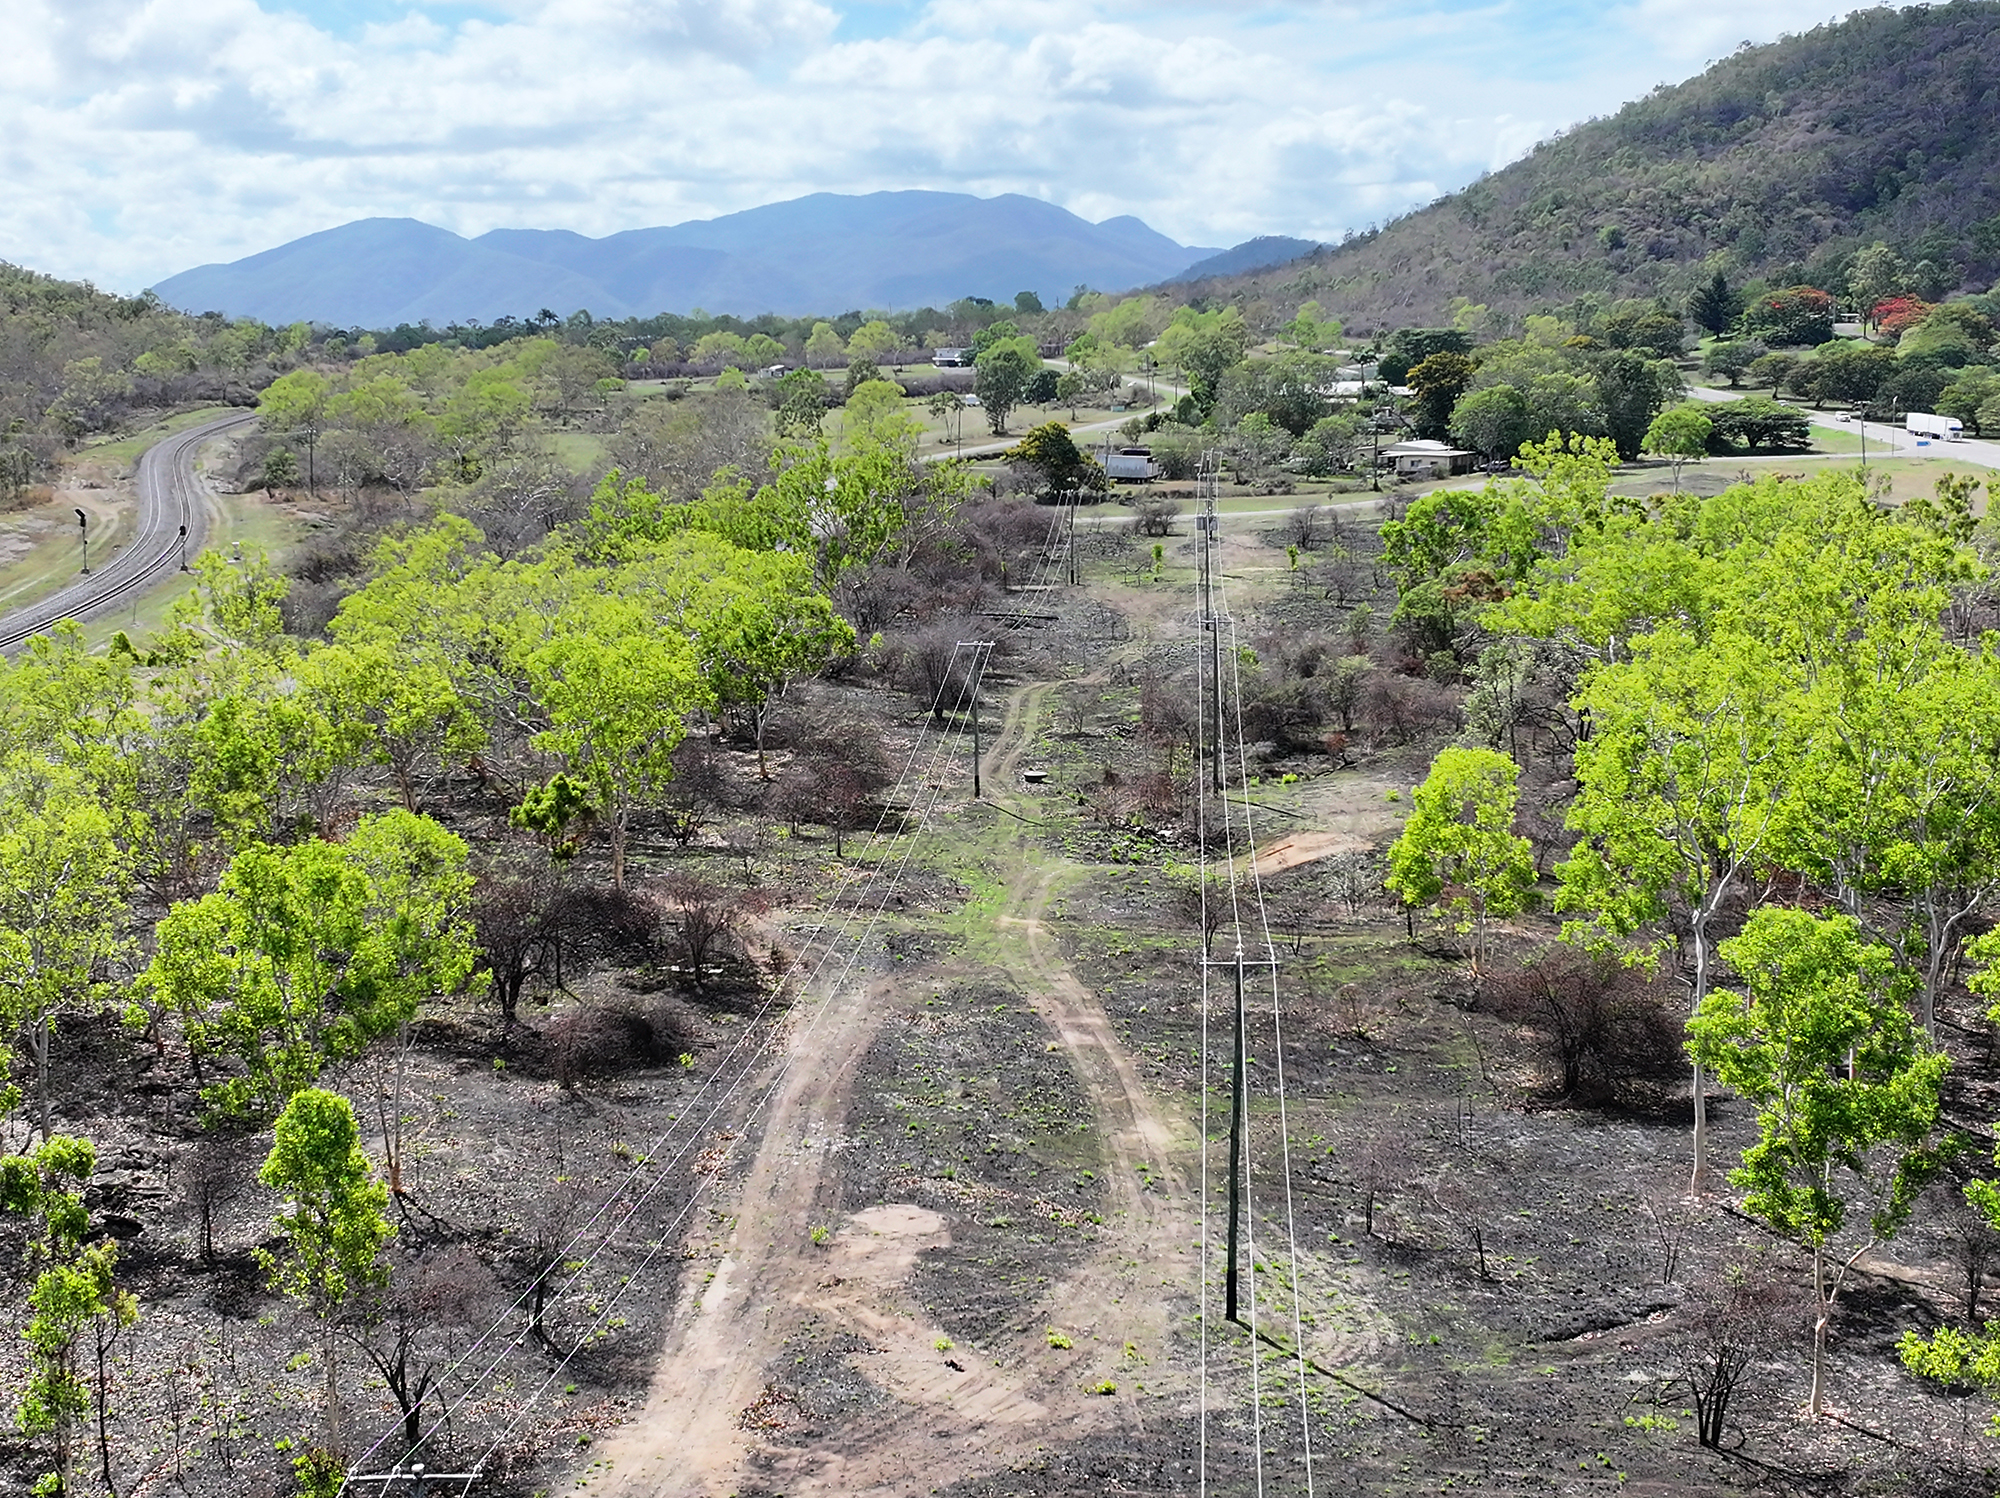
1217, 559, 1317, 1495
459, 642, 992, 1478
340, 649, 983, 1484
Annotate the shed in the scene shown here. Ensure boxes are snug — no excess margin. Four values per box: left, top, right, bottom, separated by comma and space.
933, 347, 973, 368
1104, 447, 1159, 482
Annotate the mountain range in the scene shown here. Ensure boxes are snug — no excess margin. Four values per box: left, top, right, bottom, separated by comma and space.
1178, 3, 2000, 329
151, 192, 1228, 328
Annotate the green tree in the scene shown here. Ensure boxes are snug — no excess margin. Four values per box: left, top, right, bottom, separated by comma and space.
257, 371, 333, 494
138, 811, 475, 1119
973, 339, 1041, 436
1642, 405, 1713, 490
515, 599, 711, 888
1743, 286, 1838, 347
1689, 908, 1949, 1417
2, 1133, 138, 1498
295, 642, 485, 815
847, 319, 901, 366
1595, 350, 1683, 458
803, 322, 845, 368
1558, 628, 1790, 1188
1687, 271, 1741, 336
774, 367, 830, 437
1449, 385, 1533, 464
1006, 422, 1106, 501
1407, 351, 1475, 440
1154, 306, 1249, 410
0, 761, 129, 1140
1939, 368, 2000, 434
1385, 747, 1535, 971
1849, 242, 1909, 327
1700, 340, 1763, 387
260, 1088, 394, 1457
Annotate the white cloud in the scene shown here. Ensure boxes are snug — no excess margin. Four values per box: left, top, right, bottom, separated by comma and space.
0, 0, 1853, 293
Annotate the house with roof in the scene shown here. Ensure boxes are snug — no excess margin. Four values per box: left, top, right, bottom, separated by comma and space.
1379, 438, 1477, 479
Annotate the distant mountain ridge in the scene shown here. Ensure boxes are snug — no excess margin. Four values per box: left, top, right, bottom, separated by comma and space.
1165, 236, 1323, 284
1180, 3, 2000, 329
151, 192, 1226, 327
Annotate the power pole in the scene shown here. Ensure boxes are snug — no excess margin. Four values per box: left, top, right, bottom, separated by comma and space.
958, 640, 993, 797
1225, 946, 1245, 1322
1198, 455, 1225, 795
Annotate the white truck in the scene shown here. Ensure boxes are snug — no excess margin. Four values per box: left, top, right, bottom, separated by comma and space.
1906, 411, 1964, 442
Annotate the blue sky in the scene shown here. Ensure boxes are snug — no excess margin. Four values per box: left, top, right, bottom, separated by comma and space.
0, 0, 1858, 291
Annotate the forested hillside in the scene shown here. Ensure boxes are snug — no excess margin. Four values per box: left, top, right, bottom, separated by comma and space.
1187, 1, 2000, 329
0, 265, 298, 500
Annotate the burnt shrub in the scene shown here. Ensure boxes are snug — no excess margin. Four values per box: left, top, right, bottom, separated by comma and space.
1483, 949, 1683, 1103
533, 998, 695, 1085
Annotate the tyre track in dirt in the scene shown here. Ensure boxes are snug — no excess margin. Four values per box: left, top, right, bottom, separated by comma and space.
589, 677, 1197, 1496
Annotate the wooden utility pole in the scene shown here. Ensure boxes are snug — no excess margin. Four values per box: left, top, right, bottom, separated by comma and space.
1225, 947, 1245, 1322
958, 640, 993, 797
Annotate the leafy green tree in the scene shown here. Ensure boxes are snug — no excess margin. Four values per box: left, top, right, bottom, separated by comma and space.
1449, 385, 1533, 464
1386, 747, 1535, 971
260, 1088, 394, 1457
847, 320, 901, 366
1705, 396, 1811, 452
1407, 352, 1475, 440
1939, 368, 2000, 434
774, 367, 830, 437
1595, 350, 1683, 458
1700, 339, 1764, 387
1558, 628, 1790, 1187
1743, 286, 1838, 347
1006, 422, 1106, 501
1689, 908, 1949, 1417
1376, 327, 1471, 386
803, 322, 845, 368
1154, 305, 1249, 410
973, 339, 1040, 436
295, 642, 484, 814
1780, 639, 2000, 1037
1600, 304, 1686, 358
0, 761, 129, 1139
257, 370, 333, 494
1642, 405, 1712, 489
1849, 242, 1909, 327
1810, 344, 1898, 408
138, 811, 475, 1119
0, 1135, 136, 1498
843, 379, 913, 446
1283, 298, 1341, 350
1687, 270, 1741, 336
515, 599, 711, 888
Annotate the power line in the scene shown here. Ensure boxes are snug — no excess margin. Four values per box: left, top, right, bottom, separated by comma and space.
342, 655, 986, 1484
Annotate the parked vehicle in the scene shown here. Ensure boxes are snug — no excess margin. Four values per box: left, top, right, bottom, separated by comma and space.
1906, 411, 1964, 441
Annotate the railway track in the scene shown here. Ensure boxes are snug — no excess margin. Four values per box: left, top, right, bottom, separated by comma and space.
0, 410, 256, 652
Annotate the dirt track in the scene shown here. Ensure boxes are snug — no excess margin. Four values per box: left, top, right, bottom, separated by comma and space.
592, 679, 1199, 1497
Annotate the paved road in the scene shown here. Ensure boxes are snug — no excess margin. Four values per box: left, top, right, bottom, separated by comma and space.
1684, 384, 2000, 469
0, 411, 256, 651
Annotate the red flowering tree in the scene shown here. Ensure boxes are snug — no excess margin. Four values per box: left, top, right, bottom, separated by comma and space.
1744, 286, 1837, 347
1873, 296, 1934, 340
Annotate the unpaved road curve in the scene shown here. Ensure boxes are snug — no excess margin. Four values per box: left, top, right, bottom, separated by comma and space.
592, 678, 1197, 1497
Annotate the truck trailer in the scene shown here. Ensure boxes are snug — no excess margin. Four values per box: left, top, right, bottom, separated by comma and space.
1906, 411, 1964, 441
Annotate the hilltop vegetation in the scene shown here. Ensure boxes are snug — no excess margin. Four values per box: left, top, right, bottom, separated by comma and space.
1177, 2, 2000, 329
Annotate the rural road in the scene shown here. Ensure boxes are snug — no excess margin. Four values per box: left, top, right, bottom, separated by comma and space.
1685, 382, 2000, 468
0, 409, 255, 651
